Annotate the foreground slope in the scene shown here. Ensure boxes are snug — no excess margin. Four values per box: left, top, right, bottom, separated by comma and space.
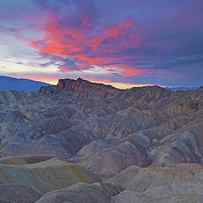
110, 164, 203, 203
36, 164, 203, 203
0, 156, 98, 194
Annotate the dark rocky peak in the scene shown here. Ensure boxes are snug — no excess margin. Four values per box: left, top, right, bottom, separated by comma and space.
56, 78, 121, 98
124, 85, 171, 102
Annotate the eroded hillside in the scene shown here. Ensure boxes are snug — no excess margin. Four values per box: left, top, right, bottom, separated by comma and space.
0, 78, 203, 202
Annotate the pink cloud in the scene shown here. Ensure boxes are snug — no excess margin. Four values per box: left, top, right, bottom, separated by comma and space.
31, 14, 149, 78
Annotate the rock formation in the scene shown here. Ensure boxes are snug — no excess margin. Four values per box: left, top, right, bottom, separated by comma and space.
36, 182, 122, 203
110, 164, 203, 203
0, 156, 98, 194
0, 78, 203, 202
0, 184, 41, 203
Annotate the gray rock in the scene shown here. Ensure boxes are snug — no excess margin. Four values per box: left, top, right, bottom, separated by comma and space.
0, 184, 41, 203
112, 190, 203, 203
110, 164, 203, 203
36, 182, 122, 203
75, 139, 151, 177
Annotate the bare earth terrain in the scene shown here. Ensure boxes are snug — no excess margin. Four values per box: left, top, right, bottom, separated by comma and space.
0, 78, 203, 203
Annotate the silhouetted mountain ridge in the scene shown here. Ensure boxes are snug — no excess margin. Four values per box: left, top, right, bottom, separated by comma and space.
0, 76, 48, 91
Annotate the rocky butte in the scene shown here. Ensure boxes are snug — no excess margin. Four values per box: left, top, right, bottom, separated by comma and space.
57, 78, 122, 98
0, 77, 203, 203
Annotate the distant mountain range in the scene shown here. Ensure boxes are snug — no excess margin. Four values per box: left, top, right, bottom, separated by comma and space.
0, 76, 48, 91
169, 86, 199, 91
0, 75, 200, 92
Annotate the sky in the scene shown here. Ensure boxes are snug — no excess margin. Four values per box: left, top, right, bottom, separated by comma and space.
0, 0, 203, 88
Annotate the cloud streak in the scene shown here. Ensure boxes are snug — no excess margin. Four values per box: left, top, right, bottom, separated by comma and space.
30, 10, 147, 78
